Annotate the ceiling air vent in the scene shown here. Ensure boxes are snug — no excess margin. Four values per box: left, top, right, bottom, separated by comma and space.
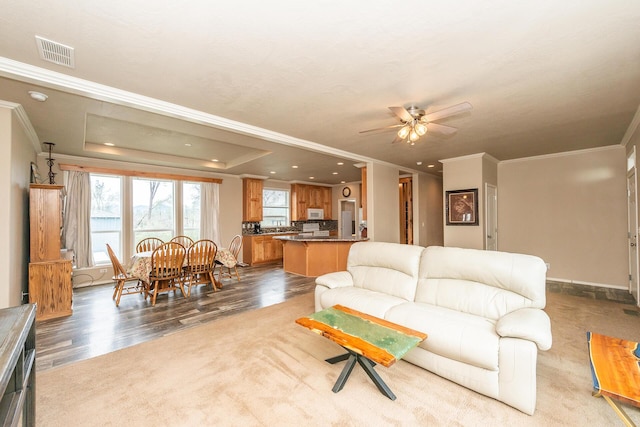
35, 36, 75, 68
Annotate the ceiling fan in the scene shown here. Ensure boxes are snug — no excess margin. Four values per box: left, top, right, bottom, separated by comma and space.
360, 102, 472, 145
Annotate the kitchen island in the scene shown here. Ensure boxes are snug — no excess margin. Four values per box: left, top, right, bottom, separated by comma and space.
274, 235, 368, 277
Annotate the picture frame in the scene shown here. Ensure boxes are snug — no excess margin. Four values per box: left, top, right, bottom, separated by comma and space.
446, 188, 479, 226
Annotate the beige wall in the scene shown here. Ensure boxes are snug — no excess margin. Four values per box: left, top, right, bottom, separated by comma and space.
499, 146, 628, 288
413, 173, 444, 247
441, 154, 485, 249
367, 162, 400, 243
0, 105, 37, 308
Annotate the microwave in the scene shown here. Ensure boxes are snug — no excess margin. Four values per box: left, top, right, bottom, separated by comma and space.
307, 208, 324, 220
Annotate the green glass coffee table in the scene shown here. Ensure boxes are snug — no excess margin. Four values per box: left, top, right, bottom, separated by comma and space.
296, 304, 427, 400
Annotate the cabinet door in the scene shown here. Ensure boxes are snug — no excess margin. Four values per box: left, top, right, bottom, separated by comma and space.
243, 179, 263, 222
291, 184, 308, 221
308, 186, 322, 208
29, 185, 64, 262
28, 260, 72, 320
252, 236, 265, 263
322, 187, 332, 219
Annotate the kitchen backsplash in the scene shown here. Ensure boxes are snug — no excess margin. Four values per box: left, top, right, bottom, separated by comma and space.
242, 220, 338, 235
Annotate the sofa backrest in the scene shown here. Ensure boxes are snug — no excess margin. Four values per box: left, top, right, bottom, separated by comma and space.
347, 241, 424, 301
415, 246, 547, 320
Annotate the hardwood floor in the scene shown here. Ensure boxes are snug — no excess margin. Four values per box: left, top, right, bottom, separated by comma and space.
35, 263, 316, 372
36, 264, 638, 373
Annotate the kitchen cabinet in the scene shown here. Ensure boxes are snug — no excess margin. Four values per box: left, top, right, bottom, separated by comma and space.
242, 178, 263, 222
242, 234, 296, 265
28, 184, 73, 321
291, 184, 332, 220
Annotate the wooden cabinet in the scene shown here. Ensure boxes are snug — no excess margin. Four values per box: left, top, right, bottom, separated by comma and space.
0, 304, 36, 426
242, 234, 294, 265
29, 184, 63, 262
28, 184, 73, 320
291, 184, 332, 220
242, 178, 263, 222
290, 184, 308, 221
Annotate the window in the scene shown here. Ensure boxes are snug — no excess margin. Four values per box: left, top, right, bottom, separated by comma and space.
90, 175, 122, 263
261, 188, 289, 227
132, 178, 175, 244
182, 182, 201, 241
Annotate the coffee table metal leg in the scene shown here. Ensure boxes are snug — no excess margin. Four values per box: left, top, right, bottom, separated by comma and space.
329, 354, 357, 393
326, 349, 396, 400
357, 355, 396, 401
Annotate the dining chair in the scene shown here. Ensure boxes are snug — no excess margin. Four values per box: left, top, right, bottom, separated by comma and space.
170, 235, 195, 249
215, 234, 243, 284
136, 237, 164, 253
184, 239, 218, 296
106, 244, 144, 307
147, 242, 187, 306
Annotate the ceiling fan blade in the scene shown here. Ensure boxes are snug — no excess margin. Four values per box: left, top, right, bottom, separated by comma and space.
388, 106, 413, 123
359, 124, 404, 134
424, 122, 458, 135
422, 102, 472, 122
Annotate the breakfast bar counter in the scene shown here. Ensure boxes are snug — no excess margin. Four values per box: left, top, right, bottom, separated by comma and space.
274, 235, 368, 277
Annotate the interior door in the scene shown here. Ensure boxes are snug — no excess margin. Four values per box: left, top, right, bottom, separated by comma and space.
485, 184, 498, 251
627, 170, 638, 305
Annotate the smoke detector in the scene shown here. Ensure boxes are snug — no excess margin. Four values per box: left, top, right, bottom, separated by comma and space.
35, 36, 75, 68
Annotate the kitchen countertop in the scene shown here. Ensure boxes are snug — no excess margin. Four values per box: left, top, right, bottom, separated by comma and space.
243, 231, 299, 236
274, 235, 368, 242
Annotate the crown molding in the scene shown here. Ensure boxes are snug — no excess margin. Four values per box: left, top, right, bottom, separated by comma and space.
0, 100, 41, 153
499, 145, 622, 165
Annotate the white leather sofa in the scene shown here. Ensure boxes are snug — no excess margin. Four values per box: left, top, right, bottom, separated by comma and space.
314, 242, 552, 415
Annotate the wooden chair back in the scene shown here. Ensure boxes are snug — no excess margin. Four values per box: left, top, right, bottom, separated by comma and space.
170, 235, 195, 249
150, 242, 186, 280
186, 239, 217, 274
106, 244, 127, 277
228, 235, 243, 259
136, 237, 164, 253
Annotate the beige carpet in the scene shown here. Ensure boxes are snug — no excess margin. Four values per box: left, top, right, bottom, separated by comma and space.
37, 291, 640, 426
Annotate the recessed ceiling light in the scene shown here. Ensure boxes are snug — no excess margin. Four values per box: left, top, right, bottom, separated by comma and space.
292, 165, 298, 168
104, 142, 115, 146
332, 172, 338, 175
185, 143, 192, 147
211, 159, 219, 162
309, 176, 315, 180
270, 171, 276, 174
416, 161, 422, 166
427, 164, 435, 168
28, 91, 48, 102
341, 181, 346, 184
337, 162, 344, 165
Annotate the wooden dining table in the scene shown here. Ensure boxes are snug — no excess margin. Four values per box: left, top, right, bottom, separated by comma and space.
127, 248, 235, 287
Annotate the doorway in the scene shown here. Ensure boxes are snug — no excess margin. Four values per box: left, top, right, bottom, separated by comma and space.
399, 177, 413, 244
339, 199, 357, 237
627, 168, 639, 305
485, 184, 498, 250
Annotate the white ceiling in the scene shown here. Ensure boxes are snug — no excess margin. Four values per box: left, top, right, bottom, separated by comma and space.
1, 1, 639, 185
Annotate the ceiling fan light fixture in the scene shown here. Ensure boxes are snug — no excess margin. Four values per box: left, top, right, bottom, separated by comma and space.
414, 122, 427, 136
397, 125, 411, 139
409, 129, 419, 142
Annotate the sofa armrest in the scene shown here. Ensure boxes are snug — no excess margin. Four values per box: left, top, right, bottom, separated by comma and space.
496, 308, 552, 351
315, 271, 354, 289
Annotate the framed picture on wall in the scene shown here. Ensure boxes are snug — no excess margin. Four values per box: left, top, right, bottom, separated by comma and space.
446, 188, 479, 225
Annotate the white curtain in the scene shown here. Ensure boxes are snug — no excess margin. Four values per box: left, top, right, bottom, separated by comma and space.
63, 171, 94, 268
200, 182, 220, 244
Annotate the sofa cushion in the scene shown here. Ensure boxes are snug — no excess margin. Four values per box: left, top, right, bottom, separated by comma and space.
386, 302, 500, 371
415, 246, 547, 319
318, 287, 407, 319
347, 242, 424, 301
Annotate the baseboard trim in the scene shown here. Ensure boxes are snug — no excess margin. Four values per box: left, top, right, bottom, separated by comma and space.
547, 277, 628, 291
